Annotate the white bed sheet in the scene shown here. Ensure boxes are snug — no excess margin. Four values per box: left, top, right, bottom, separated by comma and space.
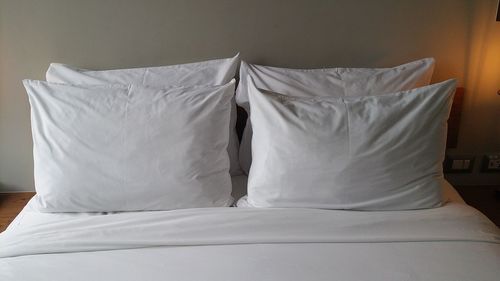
2, 241, 497, 281
6, 175, 249, 232
6, 177, 463, 232
1, 179, 498, 281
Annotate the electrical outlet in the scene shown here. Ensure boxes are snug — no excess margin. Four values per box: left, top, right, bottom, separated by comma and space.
482, 154, 500, 173
444, 155, 475, 173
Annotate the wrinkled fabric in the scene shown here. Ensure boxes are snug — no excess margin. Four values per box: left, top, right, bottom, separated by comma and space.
236, 58, 435, 174
244, 79, 455, 210
24, 80, 235, 212
0, 202, 498, 258
46, 54, 243, 175
1, 202, 498, 281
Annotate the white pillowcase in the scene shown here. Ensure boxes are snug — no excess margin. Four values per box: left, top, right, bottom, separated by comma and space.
239, 78, 456, 210
46, 54, 242, 175
24, 80, 235, 212
46, 55, 240, 87
236, 58, 435, 174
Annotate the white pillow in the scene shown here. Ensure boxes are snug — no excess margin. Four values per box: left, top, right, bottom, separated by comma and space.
46, 54, 242, 176
239, 78, 456, 210
236, 58, 435, 174
24, 80, 235, 212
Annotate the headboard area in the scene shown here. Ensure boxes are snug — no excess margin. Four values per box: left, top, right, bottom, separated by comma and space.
447, 87, 465, 149
0, 0, 476, 192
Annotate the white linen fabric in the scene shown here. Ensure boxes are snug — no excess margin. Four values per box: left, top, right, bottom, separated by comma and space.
0, 202, 498, 258
237, 180, 465, 208
3, 178, 465, 233
0, 203, 498, 281
47, 54, 243, 175
1, 239, 498, 281
24, 80, 235, 212
46, 55, 240, 87
243, 79, 456, 210
1, 198, 498, 281
236, 58, 435, 173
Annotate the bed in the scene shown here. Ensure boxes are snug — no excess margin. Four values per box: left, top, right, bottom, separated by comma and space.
0, 55, 498, 281
0, 178, 499, 281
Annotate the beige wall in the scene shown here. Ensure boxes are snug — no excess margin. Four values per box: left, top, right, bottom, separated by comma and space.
0, 0, 498, 191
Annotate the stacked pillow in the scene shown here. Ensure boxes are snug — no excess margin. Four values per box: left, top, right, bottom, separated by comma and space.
236, 58, 456, 210
24, 55, 456, 213
236, 58, 436, 174
47, 54, 242, 176
26, 55, 240, 212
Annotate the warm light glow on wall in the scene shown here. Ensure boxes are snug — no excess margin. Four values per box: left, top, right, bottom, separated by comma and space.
467, 3, 500, 98
478, 26, 500, 96
459, 0, 500, 151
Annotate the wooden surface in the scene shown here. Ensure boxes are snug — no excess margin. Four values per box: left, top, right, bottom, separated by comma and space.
455, 186, 500, 227
0, 192, 35, 232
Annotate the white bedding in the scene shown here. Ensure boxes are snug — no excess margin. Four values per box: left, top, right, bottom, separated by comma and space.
1, 241, 498, 281
5, 177, 461, 231
1, 181, 498, 281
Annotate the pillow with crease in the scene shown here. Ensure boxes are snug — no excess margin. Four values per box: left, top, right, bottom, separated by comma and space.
46, 54, 243, 176
24, 80, 235, 212
238, 78, 456, 211
236, 58, 435, 174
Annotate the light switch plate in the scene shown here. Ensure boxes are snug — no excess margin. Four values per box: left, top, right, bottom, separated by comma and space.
481, 154, 500, 173
444, 155, 475, 173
